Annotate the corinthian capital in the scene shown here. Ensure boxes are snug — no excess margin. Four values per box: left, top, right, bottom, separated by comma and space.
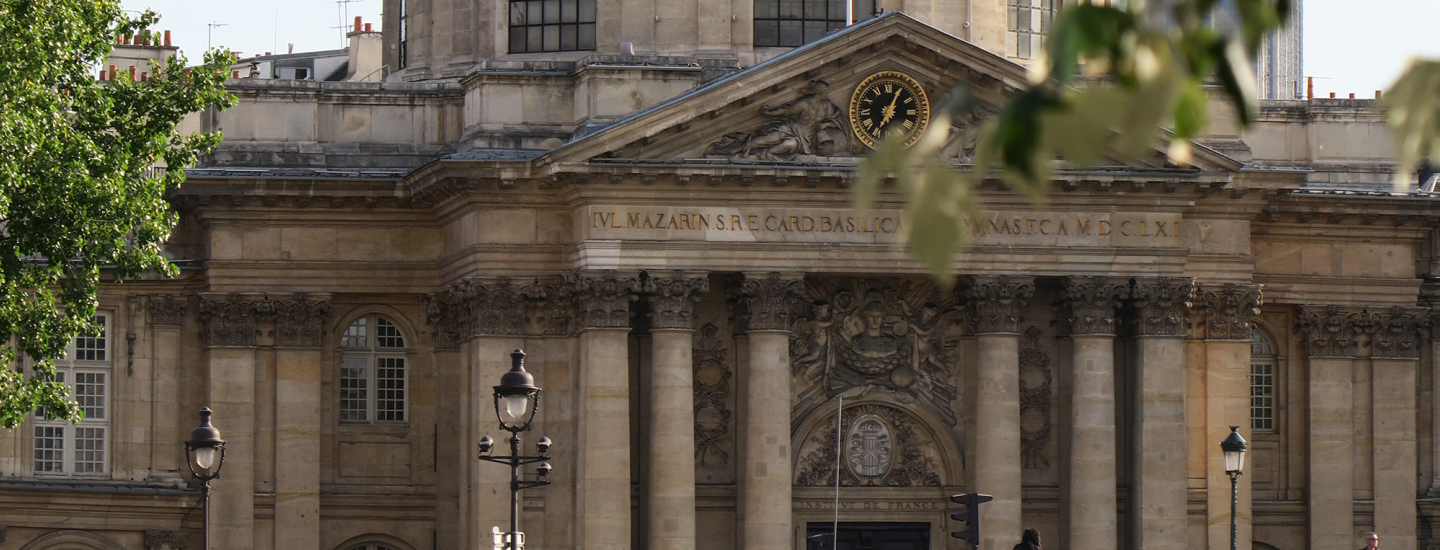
1295, 305, 1363, 357
272, 294, 333, 348
197, 293, 261, 347
962, 275, 1035, 334
147, 294, 188, 327
571, 271, 642, 330
1128, 278, 1194, 337
1365, 306, 1427, 359
728, 272, 802, 332
645, 272, 710, 330
1196, 283, 1262, 340
1057, 277, 1127, 336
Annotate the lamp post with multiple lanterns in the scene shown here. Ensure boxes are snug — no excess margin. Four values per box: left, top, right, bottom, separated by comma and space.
478, 349, 553, 550
185, 407, 227, 550
1220, 426, 1249, 550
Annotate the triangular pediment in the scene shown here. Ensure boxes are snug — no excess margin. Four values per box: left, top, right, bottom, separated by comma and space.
530, 11, 1240, 175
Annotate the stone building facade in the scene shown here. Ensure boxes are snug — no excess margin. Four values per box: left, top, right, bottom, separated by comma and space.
3, 2, 1437, 550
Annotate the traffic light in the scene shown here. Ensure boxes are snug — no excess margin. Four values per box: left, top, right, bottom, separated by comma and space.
949, 492, 993, 548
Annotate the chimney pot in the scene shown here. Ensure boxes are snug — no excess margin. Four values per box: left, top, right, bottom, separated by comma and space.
133, 34, 141, 44
128, 66, 136, 80
164, 30, 171, 46
232, 70, 240, 78
1348, 92, 1355, 99
109, 65, 117, 78
354, 16, 362, 32
1377, 90, 1383, 99
1329, 92, 1336, 98
364, 23, 372, 32
265, 52, 271, 56
141, 72, 148, 81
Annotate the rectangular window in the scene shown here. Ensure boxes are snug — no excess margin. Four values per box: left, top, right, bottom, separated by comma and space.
399, 0, 409, 68
754, 0, 876, 47
1008, 0, 1057, 60
375, 357, 407, 423
33, 314, 110, 476
1250, 361, 1275, 432
340, 355, 370, 423
509, 0, 597, 53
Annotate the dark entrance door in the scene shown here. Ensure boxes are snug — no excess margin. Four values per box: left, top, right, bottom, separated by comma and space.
805, 522, 930, 550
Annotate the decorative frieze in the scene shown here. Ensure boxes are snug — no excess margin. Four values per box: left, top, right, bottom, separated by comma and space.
1366, 306, 1427, 359
1196, 283, 1262, 340
272, 294, 333, 348
962, 275, 1035, 334
1057, 277, 1127, 335
1295, 306, 1363, 357
144, 530, 187, 549
198, 293, 261, 347
1018, 326, 1054, 469
571, 271, 641, 330
422, 282, 477, 350
730, 272, 802, 332
645, 273, 710, 330
147, 294, 188, 327
424, 276, 572, 347
1128, 278, 1194, 337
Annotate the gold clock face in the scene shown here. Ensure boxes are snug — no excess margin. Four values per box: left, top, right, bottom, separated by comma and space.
849, 71, 931, 149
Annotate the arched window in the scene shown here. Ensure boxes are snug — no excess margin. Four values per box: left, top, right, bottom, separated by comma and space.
339, 315, 408, 424
754, 0, 878, 47
1250, 327, 1277, 433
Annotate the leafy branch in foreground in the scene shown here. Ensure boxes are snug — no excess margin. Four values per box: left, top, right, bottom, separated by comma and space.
856, 0, 1291, 283
0, 0, 236, 428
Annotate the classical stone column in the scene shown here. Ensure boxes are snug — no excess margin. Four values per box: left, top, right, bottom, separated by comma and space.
1366, 307, 1423, 550
644, 273, 709, 550
733, 273, 801, 550
572, 271, 641, 550
1057, 277, 1127, 550
1195, 284, 1261, 550
424, 282, 476, 550
1126, 278, 1193, 550
964, 275, 1033, 550
147, 295, 187, 476
1296, 305, 1360, 550
197, 294, 262, 550
270, 294, 331, 550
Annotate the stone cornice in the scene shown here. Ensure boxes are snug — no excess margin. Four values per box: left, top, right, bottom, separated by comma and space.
1295, 305, 1363, 357
1056, 277, 1127, 336
1366, 306, 1427, 359
728, 272, 802, 333
1196, 283, 1262, 340
1128, 277, 1195, 337
644, 272, 710, 330
962, 275, 1034, 335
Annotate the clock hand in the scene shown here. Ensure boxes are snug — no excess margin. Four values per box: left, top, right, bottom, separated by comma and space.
879, 91, 902, 128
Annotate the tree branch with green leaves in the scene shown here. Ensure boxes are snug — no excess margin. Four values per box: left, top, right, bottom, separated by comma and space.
0, 0, 235, 428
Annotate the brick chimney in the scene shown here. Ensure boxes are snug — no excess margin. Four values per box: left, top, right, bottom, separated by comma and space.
343, 17, 384, 82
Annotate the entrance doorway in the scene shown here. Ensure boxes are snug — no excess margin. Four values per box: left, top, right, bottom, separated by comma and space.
804, 522, 930, 550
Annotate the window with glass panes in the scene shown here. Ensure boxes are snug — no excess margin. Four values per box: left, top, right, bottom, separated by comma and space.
339, 315, 408, 424
398, 0, 408, 68
1251, 328, 1277, 432
754, 0, 877, 48
508, 0, 597, 53
33, 314, 110, 476
1008, 0, 1058, 59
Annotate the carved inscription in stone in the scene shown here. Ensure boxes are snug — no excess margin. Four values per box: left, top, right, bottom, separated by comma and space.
790, 279, 961, 427
795, 404, 943, 487
1019, 326, 1053, 469
1295, 305, 1363, 357
1197, 284, 1262, 340
1366, 306, 1427, 359
693, 323, 732, 466
706, 80, 856, 161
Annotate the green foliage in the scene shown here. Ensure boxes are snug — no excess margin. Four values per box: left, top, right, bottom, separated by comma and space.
0, 0, 235, 428
855, 0, 1290, 282
1383, 59, 1440, 188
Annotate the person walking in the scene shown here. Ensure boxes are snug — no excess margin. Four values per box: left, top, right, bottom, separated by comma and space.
1013, 528, 1042, 550
1360, 532, 1379, 550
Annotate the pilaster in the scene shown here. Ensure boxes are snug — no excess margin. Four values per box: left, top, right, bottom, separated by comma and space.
1364, 307, 1424, 550
271, 294, 331, 550
147, 295, 187, 478
1195, 283, 1261, 550
1057, 277, 1126, 550
572, 271, 640, 550
197, 293, 263, 550
1296, 305, 1361, 550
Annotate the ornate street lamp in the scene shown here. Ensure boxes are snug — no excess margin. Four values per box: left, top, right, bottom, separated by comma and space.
478, 349, 552, 550
185, 407, 227, 550
1220, 426, 1248, 550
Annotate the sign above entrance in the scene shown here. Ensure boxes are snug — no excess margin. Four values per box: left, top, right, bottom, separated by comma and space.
579, 205, 1183, 248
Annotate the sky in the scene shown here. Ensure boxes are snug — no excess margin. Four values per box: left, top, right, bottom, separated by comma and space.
119, 0, 1438, 97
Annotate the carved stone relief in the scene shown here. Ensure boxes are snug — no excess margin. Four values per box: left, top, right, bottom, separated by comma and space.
941, 104, 997, 164
1056, 277, 1127, 335
646, 273, 709, 330
198, 293, 333, 348
789, 278, 962, 428
1018, 326, 1053, 469
147, 294, 188, 327
1129, 278, 1194, 337
730, 272, 802, 333
1366, 306, 1427, 359
572, 271, 641, 329
705, 80, 858, 161
1295, 305, 1363, 357
198, 294, 261, 347
692, 322, 732, 466
144, 530, 188, 550
272, 294, 333, 348
795, 403, 943, 487
423, 275, 580, 348
1196, 283, 1262, 340
963, 276, 1035, 334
